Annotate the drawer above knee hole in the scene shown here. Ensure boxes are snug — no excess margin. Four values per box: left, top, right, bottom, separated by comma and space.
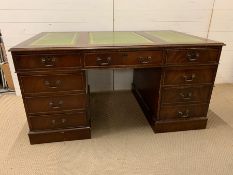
84, 50, 163, 68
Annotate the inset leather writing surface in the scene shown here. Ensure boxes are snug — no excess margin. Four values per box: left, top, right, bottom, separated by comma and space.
146, 31, 205, 43
10, 31, 224, 52
30, 32, 79, 46
89, 32, 153, 45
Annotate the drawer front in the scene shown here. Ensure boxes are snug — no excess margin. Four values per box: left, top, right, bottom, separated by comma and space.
166, 48, 220, 65
163, 66, 217, 85
161, 86, 212, 105
29, 112, 88, 130
84, 51, 163, 68
19, 72, 85, 94
159, 104, 208, 120
28, 127, 91, 144
154, 118, 207, 133
13, 54, 82, 71
24, 94, 86, 114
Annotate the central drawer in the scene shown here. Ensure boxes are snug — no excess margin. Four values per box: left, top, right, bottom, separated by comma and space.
24, 93, 87, 114
19, 72, 85, 94
84, 50, 163, 68
161, 86, 212, 105
29, 111, 88, 131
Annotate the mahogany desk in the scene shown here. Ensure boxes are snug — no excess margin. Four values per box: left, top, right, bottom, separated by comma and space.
10, 31, 225, 144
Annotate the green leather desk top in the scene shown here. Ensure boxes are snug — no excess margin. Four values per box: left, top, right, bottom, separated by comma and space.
10, 30, 224, 51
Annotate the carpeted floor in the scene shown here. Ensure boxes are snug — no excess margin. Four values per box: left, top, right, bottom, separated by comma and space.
0, 84, 233, 175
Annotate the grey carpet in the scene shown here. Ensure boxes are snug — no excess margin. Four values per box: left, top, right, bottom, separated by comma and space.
0, 84, 233, 175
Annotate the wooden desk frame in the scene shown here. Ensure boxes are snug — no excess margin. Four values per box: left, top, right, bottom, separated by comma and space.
10, 31, 224, 144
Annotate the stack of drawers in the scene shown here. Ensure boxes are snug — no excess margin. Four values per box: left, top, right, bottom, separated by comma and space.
13, 52, 91, 144
155, 47, 221, 132
12, 46, 222, 143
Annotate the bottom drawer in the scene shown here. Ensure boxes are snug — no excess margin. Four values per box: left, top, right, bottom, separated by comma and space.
159, 104, 208, 120
28, 127, 91, 144
29, 112, 88, 131
154, 118, 207, 133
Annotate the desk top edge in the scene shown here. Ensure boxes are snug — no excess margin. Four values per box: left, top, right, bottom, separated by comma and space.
9, 30, 225, 52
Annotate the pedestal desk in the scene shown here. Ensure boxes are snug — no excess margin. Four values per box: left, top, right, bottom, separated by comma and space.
10, 31, 225, 144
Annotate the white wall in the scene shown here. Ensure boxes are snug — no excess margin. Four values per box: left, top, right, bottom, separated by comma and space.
1, 0, 113, 95
1, 0, 232, 95
209, 0, 233, 83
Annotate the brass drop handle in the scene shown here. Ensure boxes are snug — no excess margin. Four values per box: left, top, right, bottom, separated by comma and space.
96, 57, 111, 66
180, 92, 192, 100
41, 56, 56, 67
44, 80, 61, 88
183, 74, 196, 82
52, 118, 66, 125
51, 119, 56, 124
138, 56, 152, 64
186, 52, 199, 62
49, 100, 63, 109
178, 109, 190, 118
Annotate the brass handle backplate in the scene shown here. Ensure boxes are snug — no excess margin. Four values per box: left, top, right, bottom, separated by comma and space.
96, 57, 111, 66
138, 56, 152, 64
51, 118, 66, 125
186, 51, 199, 62
51, 119, 56, 124
44, 80, 61, 88
61, 118, 66, 123
178, 109, 190, 118
49, 100, 63, 109
41, 56, 56, 67
179, 92, 192, 100
183, 74, 196, 82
